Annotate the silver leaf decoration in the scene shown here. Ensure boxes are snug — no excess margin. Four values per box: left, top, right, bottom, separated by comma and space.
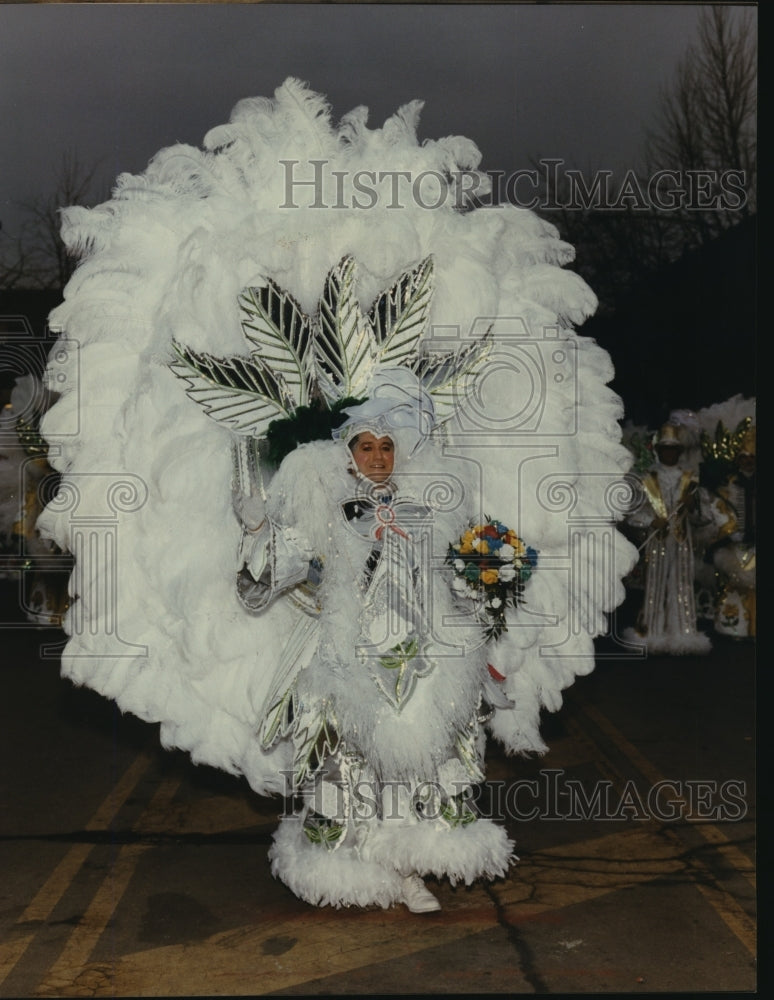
170, 254, 495, 439
412, 327, 493, 424
368, 255, 434, 368
315, 255, 377, 403
238, 280, 314, 408
170, 341, 290, 437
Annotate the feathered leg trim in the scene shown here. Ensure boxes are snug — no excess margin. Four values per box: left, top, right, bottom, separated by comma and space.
623, 627, 712, 655
268, 815, 405, 909
365, 817, 516, 887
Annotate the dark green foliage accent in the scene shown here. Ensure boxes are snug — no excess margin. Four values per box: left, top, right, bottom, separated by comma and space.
265, 396, 366, 467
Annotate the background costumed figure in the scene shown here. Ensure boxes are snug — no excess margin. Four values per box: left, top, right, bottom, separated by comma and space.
624, 421, 712, 655
0, 373, 70, 626
696, 396, 756, 640
36, 79, 638, 911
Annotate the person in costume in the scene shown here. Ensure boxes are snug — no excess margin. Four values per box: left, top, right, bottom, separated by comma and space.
35, 80, 638, 914
231, 368, 521, 911
624, 423, 711, 655
707, 425, 756, 640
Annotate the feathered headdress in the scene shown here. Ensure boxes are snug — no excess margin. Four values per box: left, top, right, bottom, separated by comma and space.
699, 415, 755, 489
169, 254, 491, 466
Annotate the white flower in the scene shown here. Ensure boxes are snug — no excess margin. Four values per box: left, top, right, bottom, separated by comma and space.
498, 564, 517, 582
454, 559, 465, 572
490, 597, 502, 609
498, 543, 515, 561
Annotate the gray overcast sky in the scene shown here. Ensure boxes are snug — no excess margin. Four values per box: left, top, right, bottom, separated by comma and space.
0, 2, 753, 234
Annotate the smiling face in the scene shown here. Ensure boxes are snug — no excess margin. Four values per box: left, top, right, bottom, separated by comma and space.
349, 432, 395, 483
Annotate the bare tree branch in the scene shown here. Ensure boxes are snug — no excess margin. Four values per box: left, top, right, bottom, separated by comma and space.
644, 5, 756, 237
1, 150, 106, 291
535, 6, 756, 313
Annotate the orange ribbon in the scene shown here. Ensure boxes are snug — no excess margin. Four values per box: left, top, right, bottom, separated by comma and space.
374, 503, 409, 540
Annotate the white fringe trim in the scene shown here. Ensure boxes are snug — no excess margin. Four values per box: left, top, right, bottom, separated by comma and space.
268, 816, 404, 909
365, 816, 515, 887
623, 627, 712, 656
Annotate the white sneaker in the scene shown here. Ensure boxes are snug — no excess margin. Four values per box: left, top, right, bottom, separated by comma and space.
401, 874, 440, 913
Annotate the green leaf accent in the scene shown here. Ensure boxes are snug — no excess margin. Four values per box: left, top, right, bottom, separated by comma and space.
454, 709, 486, 782
379, 638, 419, 670
377, 638, 422, 706
441, 796, 478, 828
303, 814, 345, 848
259, 684, 296, 750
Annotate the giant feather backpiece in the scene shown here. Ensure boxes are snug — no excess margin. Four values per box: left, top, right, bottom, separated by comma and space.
37, 78, 637, 797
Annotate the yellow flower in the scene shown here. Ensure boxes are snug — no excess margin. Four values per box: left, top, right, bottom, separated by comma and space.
481, 569, 499, 585
506, 532, 525, 555
459, 541, 474, 554
476, 539, 490, 555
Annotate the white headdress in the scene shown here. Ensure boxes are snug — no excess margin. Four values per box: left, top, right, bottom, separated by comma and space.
168, 253, 490, 479
333, 367, 436, 460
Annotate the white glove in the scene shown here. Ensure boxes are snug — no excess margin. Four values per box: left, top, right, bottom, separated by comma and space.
233, 491, 266, 532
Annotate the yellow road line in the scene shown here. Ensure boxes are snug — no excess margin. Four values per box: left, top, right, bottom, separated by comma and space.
40, 821, 753, 997
568, 696, 756, 954
0, 753, 152, 989
694, 880, 757, 954
34, 894, 504, 997
0, 933, 37, 992
572, 696, 755, 884
9, 690, 756, 995
35, 777, 181, 997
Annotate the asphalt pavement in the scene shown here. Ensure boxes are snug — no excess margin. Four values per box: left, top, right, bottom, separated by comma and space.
0, 580, 757, 997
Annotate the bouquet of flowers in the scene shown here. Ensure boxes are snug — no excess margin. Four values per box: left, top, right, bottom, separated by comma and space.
447, 516, 538, 641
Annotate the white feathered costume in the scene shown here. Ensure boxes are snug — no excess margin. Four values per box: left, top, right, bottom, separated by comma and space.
37, 79, 637, 910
